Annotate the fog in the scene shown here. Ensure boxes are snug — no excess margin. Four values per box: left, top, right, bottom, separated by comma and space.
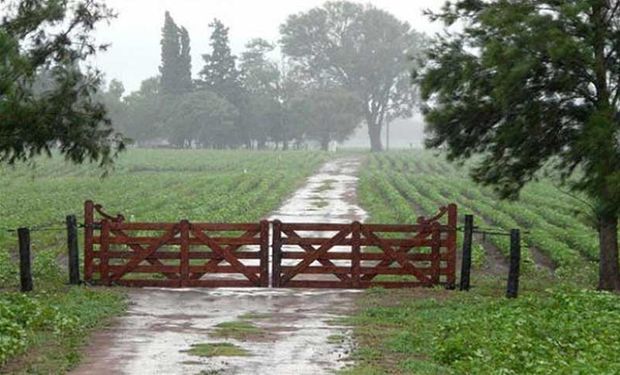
95, 0, 446, 92
90, 0, 448, 151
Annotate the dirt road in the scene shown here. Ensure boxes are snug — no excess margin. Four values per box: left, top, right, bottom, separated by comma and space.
71, 157, 367, 375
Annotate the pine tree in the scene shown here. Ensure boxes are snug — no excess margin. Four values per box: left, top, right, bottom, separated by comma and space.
159, 11, 192, 95
199, 19, 241, 101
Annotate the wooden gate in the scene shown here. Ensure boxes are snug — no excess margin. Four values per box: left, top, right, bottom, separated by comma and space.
272, 204, 457, 288
84, 201, 269, 287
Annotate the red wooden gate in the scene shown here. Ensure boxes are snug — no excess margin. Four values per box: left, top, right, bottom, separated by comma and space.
84, 201, 269, 287
84, 201, 457, 289
272, 204, 457, 288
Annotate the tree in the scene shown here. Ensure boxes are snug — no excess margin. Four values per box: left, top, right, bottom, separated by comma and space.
290, 86, 362, 150
165, 90, 237, 149
280, 1, 424, 151
100, 79, 128, 138
123, 77, 164, 143
418, 0, 620, 290
199, 19, 241, 101
239, 39, 282, 149
159, 11, 192, 95
0, 0, 123, 166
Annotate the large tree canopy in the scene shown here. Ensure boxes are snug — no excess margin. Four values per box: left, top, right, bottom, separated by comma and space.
280, 1, 425, 151
0, 0, 124, 166
419, 0, 620, 290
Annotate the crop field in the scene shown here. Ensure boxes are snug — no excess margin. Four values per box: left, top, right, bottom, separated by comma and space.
0, 149, 326, 372
346, 151, 620, 374
358, 151, 598, 280
0, 149, 327, 287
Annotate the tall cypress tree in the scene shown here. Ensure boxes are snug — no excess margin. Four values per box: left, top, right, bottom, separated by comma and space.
159, 11, 192, 95
179, 26, 193, 93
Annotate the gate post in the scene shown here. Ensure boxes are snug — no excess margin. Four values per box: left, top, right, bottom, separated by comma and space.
431, 222, 441, 284
84, 200, 94, 283
446, 204, 458, 288
259, 220, 269, 287
179, 220, 190, 287
100, 219, 110, 286
272, 220, 282, 287
351, 221, 362, 288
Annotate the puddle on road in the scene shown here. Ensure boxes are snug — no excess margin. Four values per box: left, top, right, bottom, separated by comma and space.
71, 157, 367, 375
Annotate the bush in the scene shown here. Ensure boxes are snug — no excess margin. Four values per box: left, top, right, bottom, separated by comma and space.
433, 289, 620, 374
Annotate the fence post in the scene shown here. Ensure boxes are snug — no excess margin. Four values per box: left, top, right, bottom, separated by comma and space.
66, 215, 80, 285
271, 220, 282, 288
18, 228, 33, 292
84, 200, 94, 283
459, 215, 474, 291
506, 229, 521, 298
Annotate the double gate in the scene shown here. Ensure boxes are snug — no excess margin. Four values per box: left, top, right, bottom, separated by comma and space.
84, 201, 457, 288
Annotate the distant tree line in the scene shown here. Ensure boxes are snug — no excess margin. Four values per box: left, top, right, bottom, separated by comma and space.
101, 1, 426, 151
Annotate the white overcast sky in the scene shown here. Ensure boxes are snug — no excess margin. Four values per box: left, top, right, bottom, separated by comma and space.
93, 0, 447, 93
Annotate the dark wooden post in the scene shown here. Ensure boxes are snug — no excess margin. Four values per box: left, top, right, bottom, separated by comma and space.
100, 220, 110, 286
271, 220, 282, 288
66, 215, 80, 285
506, 229, 521, 298
351, 222, 361, 288
179, 220, 190, 287
459, 215, 474, 291
18, 227, 33, 292
84, 200, 94, 283
259, 220, 270, 287
430, 222, 441, 285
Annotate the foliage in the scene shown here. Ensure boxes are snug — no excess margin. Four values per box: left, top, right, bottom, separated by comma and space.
0, 0, 124, 166
418, 0, 620, 289
199, 19, 242, 104
281, 0, 425, 151
345, 284, 620, 374
359, 151, 598, 279
289, 85, 362, 150
159, 11, 192, 95
432, 289, 620, 374
0, 288, 125, 370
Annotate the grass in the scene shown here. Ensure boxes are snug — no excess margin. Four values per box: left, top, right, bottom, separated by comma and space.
185, 342, 250, 357
211, 321, 268, 340
0, 287, 126, 374
238, 312, 272, 320
343, 276, 620, 374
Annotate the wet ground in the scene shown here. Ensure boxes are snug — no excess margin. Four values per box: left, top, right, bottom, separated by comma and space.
72, 157, 367, 375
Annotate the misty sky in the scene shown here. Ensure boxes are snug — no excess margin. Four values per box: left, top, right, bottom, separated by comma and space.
93, 0, 448, 93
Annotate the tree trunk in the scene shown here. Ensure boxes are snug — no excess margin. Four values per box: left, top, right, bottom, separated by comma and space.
320, 138, 329, 151
367, 121, 383, 152
598, 213, 620, 291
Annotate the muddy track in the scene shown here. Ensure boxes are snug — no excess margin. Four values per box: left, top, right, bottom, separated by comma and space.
71, 157, 367, 375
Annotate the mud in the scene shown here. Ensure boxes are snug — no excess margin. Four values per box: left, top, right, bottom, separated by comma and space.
71, 157, 367, 375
